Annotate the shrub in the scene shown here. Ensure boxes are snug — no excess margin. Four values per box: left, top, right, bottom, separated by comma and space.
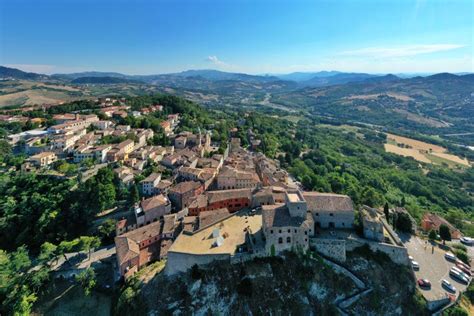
444, 305, 469, 316
428, 230, 437, 240
237, 277, 253, 297
191, 264, 202, 280
451, 243, 467, 252
453, 249, 469, 264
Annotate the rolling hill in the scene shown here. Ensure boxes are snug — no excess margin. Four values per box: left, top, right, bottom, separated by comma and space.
0, 66, 49, 80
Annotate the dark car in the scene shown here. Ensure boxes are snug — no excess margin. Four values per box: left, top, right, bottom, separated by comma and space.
417, 278, 431, 288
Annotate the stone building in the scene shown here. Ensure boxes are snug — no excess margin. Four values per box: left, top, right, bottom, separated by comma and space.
262, 191, 313, 254
361, 206, 384, 242
262, 190, 355, 254
140, 172, 162, 196
303, 192, 354, 230
168, 181, 204, 210
135, 194, 172, 227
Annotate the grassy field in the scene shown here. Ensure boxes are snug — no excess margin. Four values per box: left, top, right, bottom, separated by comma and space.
0, 80, 88, 107
384, 133, 470, 167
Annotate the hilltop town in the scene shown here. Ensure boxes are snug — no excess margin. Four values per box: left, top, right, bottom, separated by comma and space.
0, 94, 472, 315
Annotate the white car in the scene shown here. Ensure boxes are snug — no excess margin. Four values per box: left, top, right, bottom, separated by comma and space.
450, 268, 469, 284
408, 255, 414, 261
460, 237, 474, 246
451, 267, 470, 281
411, 260, 420, 270
442, 279, 456, 293
445, 252, 456, 261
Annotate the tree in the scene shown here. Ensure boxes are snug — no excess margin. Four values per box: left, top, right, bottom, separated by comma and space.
38, 242, 58, 267
130, 184, 140, 205
428, 230, 437, 241
75, 268, 96, 296
383, 202, 390, 221
439, 224, 451, 243
98, 219, 117, 244
270, 244, 276, 257
78, 236, 101, 260
395, 213, 412, 233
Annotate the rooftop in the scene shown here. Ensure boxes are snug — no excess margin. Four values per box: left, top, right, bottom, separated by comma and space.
262, 204, 313, 228
141, 172, 161, 183
169, 211, 262, 255
169, 181, 201, 194
141, 195, 169, 212
207, 188, 252, 204
303, 192, 353, 212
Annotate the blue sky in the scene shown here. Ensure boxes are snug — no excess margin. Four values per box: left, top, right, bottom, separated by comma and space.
0, 0, 472, 74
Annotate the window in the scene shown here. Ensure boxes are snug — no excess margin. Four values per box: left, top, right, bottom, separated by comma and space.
288, 229, 290, 233
330, 213, 334, 217
305, 231, 308, 235
279, 230, 282, 234
278, 237, 283, 244
287, 236, 291, 243
305, 238, 308, 242
294, 229, 297, 233
316, 213, 319, 216
270, 230, 274, 234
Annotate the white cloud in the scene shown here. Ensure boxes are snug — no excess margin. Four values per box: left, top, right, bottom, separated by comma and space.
340, 44, 465, 58
206, 55, 229, 67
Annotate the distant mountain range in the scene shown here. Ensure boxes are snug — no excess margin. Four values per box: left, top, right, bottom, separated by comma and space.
71, 76, 143, 84
1, 65, 472, 88
0, 66, 49, 80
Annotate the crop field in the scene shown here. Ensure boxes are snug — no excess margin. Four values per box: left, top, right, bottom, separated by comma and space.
384, 133, 470, 167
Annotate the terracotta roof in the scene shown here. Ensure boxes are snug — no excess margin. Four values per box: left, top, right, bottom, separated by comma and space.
207, 188, 252, 204
156, 180, 173, 190
30, 151, 56, 159
141, 195, 169, 213
141, 172, 161, 183
262, 204, 313, 228
189, 194, 208, 209
199, 208, 231, 228
169, 181, 201, 195
115, 236, 140, 265
303, 192, 353, 212
162, 214, 177, 234
422, 213, 459, 232
119, 220, 163, 244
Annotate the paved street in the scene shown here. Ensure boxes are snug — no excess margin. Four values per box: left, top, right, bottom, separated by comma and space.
401, 234, 469, 302
51, 244, 116, 272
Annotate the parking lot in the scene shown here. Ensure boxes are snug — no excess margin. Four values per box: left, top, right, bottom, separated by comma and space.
401, 234, 470, 302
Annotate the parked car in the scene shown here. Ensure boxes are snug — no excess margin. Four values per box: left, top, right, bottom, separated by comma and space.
417, 278, 431, 288
451, 267, 470, 280
456, 263, 472, 277
411, 260, 420, 270
450, 268, 469, 284
445, 252, 456, 262
442, 279, 456, 293
408, 255, 414, 261
460, 237, 474, 246
455, 259, 471, 271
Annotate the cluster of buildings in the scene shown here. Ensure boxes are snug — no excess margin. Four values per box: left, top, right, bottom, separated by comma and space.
7, 103, 183, 175
113, 134, 363, 279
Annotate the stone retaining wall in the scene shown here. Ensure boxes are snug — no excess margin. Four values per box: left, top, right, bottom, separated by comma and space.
346, 238, 410, 266
310, 238, 346, 262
